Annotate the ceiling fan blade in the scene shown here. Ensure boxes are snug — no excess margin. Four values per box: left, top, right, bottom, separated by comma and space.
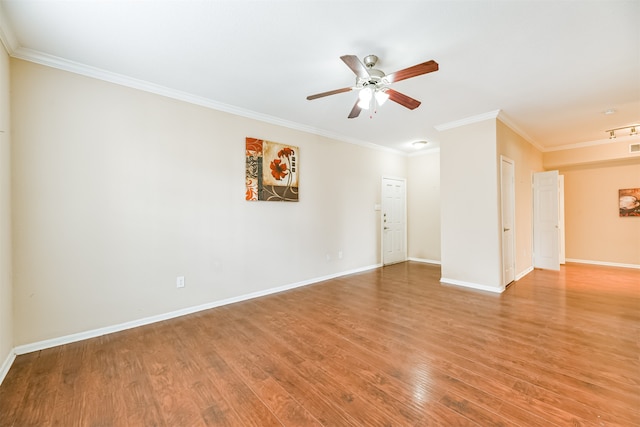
386, 89, 421, 110
341, 55, 370, 78
306, 87, 353, 100
348, 100, 362, 119
385, 60, 438, 84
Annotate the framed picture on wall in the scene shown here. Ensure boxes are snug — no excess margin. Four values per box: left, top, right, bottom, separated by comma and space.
619, 188, 640, 217
246, 137, 299, 202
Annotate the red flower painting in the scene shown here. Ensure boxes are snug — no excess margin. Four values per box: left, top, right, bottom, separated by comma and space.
278, 147, 294, 158
270, 159, 288, 180
246, 137, 298, 202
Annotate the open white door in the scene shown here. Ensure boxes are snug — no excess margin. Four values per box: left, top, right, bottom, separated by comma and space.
533, 171, 560, 271
501, 157, 516, 286
382, 177, 406, 265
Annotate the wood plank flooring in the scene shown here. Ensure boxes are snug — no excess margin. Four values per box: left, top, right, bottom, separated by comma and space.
1, 262, 638, 426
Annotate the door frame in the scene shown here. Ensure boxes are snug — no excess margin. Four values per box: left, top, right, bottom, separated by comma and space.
381, 176, 407, 266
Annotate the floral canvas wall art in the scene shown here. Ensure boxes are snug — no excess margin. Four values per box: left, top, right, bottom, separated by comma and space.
246, 137, 299, 201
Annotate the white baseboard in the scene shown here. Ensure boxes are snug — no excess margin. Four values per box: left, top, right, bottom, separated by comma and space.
407, 257, 441, 265
0, 349, 16, 386
565, 258, 640, 269
440, 277, 505, 294
13, 263, 381, 356
516, 266, 534, 281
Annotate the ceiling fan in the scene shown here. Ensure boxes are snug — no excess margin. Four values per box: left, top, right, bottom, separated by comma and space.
306, 54, 439, 118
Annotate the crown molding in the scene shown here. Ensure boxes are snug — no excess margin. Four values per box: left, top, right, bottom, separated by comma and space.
8, 35, 618, 157
434, 109, 501, 131
495, 110, 543, 151
434, 109, 546, 152
9, 46, 405, 156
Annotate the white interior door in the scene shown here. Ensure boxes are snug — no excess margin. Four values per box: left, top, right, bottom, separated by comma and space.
533, 170, 560, 271
501, 157, 516, 286
382, 177, 406, 265
559, 175, 566, 264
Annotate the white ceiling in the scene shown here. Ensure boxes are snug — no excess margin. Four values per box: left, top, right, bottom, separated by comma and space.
0, 0, 638, 153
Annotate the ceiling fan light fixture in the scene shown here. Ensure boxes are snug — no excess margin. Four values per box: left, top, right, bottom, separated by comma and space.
375, 90, 389, 105
357, 86, 374, 109
358, 86, 373, 102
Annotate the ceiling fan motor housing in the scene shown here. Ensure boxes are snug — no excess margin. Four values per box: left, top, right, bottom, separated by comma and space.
363, 54, 379, 68
363, 55, 385, 82
358, 55, 386, 89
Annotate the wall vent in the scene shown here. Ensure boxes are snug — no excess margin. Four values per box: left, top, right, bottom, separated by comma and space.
630, 143, 640, 153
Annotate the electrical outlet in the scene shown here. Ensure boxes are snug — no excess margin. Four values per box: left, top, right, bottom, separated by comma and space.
338, 251, 343, 259
176, 276, 185, 288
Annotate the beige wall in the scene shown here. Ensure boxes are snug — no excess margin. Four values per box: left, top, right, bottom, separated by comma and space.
544, 139, 639, 170
559, 159, 640, 265
497, 120, 544, 276
407, 150, 440, 262
440, 119, 502, 291
0, 44, 12, 371
11, 59, 407, 345
545, 140, 640, 267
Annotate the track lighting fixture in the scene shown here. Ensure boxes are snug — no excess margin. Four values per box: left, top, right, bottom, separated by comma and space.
605, 125, 640, 139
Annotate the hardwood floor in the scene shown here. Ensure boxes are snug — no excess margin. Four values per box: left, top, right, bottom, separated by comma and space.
1, 262, 638, 426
